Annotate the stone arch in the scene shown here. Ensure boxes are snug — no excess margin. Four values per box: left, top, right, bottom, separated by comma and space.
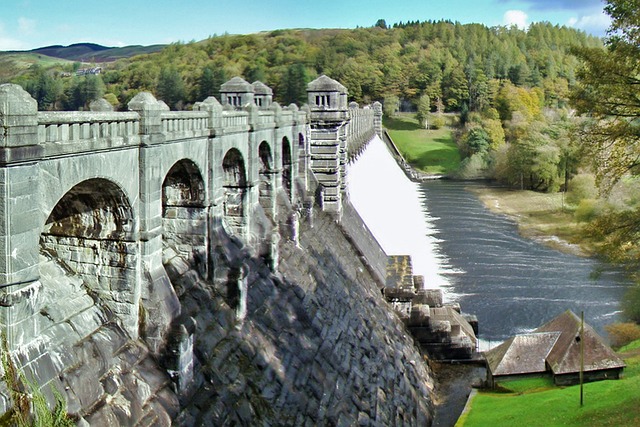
162, 159, 207, 278
258, 141, 275, 214
43, 178, 134, 240
297, 132, 307, 178
222, 148, 247, 236
40, 178, 138, 335
282, 136, 293, 201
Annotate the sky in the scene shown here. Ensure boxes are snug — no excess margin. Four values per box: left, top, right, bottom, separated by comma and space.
0, 0, 611, 51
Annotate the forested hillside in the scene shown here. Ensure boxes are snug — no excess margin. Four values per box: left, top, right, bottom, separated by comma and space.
8, 20, 600, 112
5, 19, 605, 210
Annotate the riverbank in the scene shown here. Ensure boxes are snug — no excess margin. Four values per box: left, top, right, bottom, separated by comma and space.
468, 186, 595, 257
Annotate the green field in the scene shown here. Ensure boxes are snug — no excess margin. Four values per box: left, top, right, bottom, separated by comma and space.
0, 52, 71, 82
457, 347, 640, 427
383, 113, 461, 175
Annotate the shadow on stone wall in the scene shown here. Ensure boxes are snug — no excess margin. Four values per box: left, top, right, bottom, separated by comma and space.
162, 191, 435, 425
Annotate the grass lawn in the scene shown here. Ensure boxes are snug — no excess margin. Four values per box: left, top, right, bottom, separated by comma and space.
457, 351, 640, 427
383, 113, 461, 175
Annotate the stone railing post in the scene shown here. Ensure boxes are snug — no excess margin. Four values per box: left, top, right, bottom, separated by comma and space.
373, 101, 383, 138
0, 84, 44, 350
194, 96, 223, 133
128, 92, 165, 144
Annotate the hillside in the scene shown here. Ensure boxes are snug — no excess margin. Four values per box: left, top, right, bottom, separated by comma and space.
3, 21, 602, 112
27, 43, 166, 62
0, 43, 166, 83
0, 52, 71, 82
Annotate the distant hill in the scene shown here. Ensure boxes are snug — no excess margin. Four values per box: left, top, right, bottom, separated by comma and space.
7, 42, 166, 63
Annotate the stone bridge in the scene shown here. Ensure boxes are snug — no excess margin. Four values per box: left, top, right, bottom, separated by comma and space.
0, 75, 381, 357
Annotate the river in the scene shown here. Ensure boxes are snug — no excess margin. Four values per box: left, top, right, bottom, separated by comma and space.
347, 136, 633, 345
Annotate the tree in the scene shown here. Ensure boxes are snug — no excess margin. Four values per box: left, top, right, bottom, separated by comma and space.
157, 66, 186, 109
24, 66, 62, 110
63, 75, 105, 110
415, 94, 430, 128
198, 65, 226, 101
570, 0, 640, 300
572, 0, 640, 190
383, 94, 399, 118
375, 19, 388, 29
282, 63, 309, 105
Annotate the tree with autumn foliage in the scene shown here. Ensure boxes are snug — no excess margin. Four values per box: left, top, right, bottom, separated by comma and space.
572, 0, 640, 321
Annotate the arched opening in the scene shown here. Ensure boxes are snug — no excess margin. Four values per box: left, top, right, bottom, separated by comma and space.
162, 159, 207, 278
255, 141, 279, 268
258, 141, 274, 214
282, 136, 292, 201
222, 148, 247, 237
297, 132, 307, 184
40, 178, 137, 333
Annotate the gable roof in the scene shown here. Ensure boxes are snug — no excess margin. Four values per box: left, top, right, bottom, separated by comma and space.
486, 332, 560, 376
535, 310, 626, 375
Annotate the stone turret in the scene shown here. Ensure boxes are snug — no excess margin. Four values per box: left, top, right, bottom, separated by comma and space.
306, 75, 349, 214
220, 76, 254, 109
252, 81, 273, 108
307, 74, 348, 113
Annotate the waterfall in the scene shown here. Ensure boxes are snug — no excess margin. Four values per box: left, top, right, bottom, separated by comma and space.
346, 136, 456, 300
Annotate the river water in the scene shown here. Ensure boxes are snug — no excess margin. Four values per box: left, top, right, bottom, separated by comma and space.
347, 136, 633, 345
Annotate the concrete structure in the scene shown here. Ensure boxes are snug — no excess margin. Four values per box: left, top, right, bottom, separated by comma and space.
0, 77, 446, 425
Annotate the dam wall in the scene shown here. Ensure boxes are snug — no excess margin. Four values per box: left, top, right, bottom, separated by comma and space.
0, 76, 438, 425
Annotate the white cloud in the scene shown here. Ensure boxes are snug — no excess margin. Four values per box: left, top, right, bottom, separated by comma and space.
18, 17, 36, 35
504, 10, 529, 29
0, 36, 27, 51
0, 21, 26, 50
567, 11, 611, 37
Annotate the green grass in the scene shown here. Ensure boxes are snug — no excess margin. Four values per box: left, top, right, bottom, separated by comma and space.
0, 53, 72, 82
457, 350, 640, 427
619, 340, 640, 353
383, 113, 461, 175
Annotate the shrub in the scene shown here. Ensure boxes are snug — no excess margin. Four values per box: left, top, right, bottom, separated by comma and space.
574, 199, 601, 222
622, 284, 640, 324
429, 113, 445, 129
455, 153, 488, 179
605, 322, 640, 349
566, 173, 597, 206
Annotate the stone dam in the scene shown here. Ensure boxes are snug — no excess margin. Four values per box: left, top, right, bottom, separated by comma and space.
0, 75, 477, 425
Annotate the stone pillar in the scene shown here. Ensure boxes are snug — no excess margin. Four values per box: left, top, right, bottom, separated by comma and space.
129, 93, 178, 349
306, 75, 349, 215
0, 84, 44, 350
373, 101, 383, 138
194, 96, 223, 132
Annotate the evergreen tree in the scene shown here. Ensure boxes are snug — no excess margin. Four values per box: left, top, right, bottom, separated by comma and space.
157, 66, 186, 109
198, 65, 226, 101
282, 63, 309, 105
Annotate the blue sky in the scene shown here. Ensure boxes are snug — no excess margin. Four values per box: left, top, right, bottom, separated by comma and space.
0, 0, 610, 50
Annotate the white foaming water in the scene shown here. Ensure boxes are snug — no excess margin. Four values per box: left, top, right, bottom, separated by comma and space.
346, 136, 456, 299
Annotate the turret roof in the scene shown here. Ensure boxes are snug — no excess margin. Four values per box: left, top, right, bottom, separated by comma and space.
221, 76, 253, 93
307, 75, 347, 93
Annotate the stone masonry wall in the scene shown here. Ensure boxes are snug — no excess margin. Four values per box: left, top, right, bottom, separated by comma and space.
166, 185, 434, 425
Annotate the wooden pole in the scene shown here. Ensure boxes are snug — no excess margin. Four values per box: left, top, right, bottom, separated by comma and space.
580, 311, 584, 407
